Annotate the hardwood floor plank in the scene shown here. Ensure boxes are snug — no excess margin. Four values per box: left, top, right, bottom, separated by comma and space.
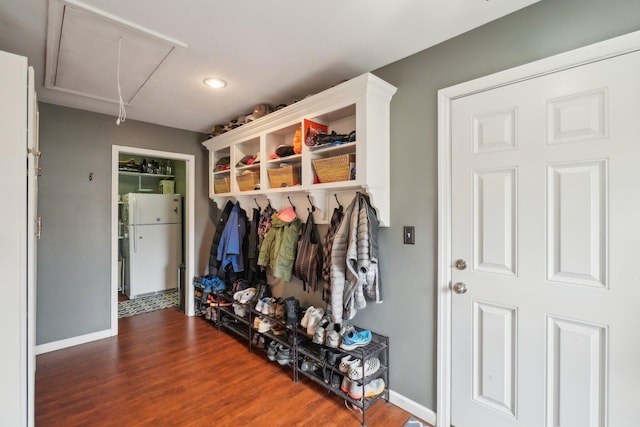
36, 308, 416, 426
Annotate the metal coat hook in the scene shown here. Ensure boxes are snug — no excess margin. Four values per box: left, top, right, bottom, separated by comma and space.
89, 172, 94, 181
307, 195, 316, 212
287, 196, 296, 211
334, 193, 343, 210
254, 198, 261, 210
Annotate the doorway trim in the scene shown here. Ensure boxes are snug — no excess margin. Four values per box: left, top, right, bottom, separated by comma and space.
110, 145, 196, 336
436, 30, 640, 427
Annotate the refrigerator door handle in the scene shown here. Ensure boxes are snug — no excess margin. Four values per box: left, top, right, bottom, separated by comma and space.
133, 197, 138, 253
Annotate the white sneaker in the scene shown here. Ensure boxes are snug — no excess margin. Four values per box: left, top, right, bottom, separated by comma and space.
300, 306, 314, 328
238, 288, 256, 304
307, 307, 325, 335
348, 378, 385, 399
348, 357, 381, 380
255, 297, 267, 312
258, 318, 272, 333
339, 355, 359, 374
261, 298, 273, 315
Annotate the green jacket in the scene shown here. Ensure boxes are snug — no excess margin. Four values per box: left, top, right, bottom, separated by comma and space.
257, 213, 301, 282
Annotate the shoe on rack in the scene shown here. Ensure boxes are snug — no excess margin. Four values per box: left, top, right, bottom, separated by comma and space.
271, 324, 286, 336
300, 306, 314, 328
238, 288, 256, 304
274, 298, 285, 319
233, 303, 248, 317
330, 372, 343, 389
348, 357, 381, 380
339, 355, 359, 374
348, 378, 386, 400
341, 375, 352, 394
312, 326, 326, 345
307, 307, 325, 336
251, 332, 260, 346
255, 297, 266, 312
340, 329, 372, 351
258, 318, 273, 333
326, 349, 344, 367
267, 341, 279, 361
276, 345, 292, 366
258, 336, 266, 349
261, 298, 273, 316
253, 316, 262, 330
326, 330, 340, 348
204, 306, 212, 320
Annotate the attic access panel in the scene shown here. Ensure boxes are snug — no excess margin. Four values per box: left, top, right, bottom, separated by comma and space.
45, 0, 186, 105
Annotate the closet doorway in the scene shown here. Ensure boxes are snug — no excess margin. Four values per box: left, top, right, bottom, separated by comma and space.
110, 145, 196, 336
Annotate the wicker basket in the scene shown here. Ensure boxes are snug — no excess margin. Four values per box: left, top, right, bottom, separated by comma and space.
267, 165, 300, 188
213, 177, 230, 193
312, 153, 356, 183
236, 171, 260, 191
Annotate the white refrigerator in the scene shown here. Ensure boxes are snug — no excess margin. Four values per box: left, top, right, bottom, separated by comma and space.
122, 193, 182, 299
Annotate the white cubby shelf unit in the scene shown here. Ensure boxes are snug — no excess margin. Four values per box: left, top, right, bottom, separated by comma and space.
202, 73, 396, 227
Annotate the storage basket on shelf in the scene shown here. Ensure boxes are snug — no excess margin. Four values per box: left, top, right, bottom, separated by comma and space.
267, 165, 300, 188
236, 171, 260, 191
312, 153, 355, 183
213, 177, 230, 193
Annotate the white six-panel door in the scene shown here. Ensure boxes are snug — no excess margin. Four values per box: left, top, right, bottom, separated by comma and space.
450, 50, 640, 426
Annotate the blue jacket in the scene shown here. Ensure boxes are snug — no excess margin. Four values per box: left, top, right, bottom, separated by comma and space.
217, 203, 246, 273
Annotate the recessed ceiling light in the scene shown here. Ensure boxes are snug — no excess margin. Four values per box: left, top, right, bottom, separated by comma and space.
204, 78, 227, 89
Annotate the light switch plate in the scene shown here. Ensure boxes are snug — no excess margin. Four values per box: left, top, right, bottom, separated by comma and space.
403, 226, 415, 244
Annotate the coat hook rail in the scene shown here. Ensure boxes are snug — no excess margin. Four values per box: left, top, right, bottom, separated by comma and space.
334, 193, 343, 210
288, 196, 296, 211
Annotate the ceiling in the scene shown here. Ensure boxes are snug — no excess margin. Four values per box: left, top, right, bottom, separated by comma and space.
0, 0, 539, 134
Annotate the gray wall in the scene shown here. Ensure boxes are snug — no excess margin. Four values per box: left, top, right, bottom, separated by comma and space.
358, 0, 640, 411
34, 0, 640, 413
37, 103, 213, 344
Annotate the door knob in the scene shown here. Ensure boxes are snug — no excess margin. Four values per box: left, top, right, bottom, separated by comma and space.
452, 282, 467, 294
455, 259, 467, 270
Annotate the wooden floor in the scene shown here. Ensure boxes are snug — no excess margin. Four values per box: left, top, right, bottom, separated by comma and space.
36, 308, 416, 426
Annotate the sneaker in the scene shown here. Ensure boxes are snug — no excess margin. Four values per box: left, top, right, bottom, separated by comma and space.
267, 341, 279, 361
300, 306, 314, 328
253, 316, 262, 329
339, 355, 359, 374
312, 326, 326, 345
255, 297, 266, 312
261, 298, 273, 316
341, 375, 352, 393
274, 299, 285, 319
238, 288, 256, 304
251, 332, 260, 346
233, 303, 247, 317
204, 306, 212, 320
307, 307, 325, 335
326, 330, 340, 348
276, 346, 292, 366
348, 357, 381, 380
258, 318, 273, 333
258, 336, 266, 349
348, 378, 385, 400
340, 329, 372, 351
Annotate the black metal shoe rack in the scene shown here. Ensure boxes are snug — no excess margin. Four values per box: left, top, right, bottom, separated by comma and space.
201, 291, 390, 427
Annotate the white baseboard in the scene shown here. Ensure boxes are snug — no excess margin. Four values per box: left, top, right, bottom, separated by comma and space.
389, 389, 437, 426
35, 329, 112, 355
